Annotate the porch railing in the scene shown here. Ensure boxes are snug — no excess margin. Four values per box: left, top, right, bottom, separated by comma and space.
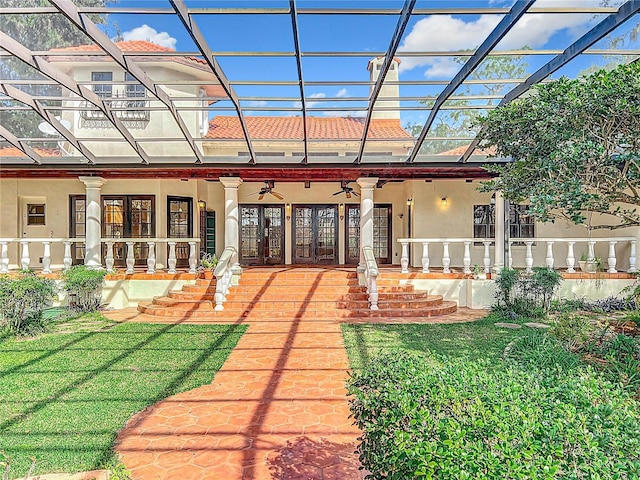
362, 246, 379, 310
0, 237, 200, 274
213, 246, 237, 311
398, 237, 637, 274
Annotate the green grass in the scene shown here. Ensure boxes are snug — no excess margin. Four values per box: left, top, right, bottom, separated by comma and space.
0, 313, 246, 476
342, 313, 526, 370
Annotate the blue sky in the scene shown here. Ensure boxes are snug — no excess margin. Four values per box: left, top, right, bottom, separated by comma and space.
103, 1, 639, 127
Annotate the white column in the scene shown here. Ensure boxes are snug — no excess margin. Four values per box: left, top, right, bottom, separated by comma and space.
220, 176, 242, 273
63, 241, 73, 270
356, 177, 378, 272
463, 241, 472, 274
78, 176, 106, 268
42, 241, 52, 274
493, 191, 505, 273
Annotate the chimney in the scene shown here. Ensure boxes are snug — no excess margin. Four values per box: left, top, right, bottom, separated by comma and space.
367, 57, 400, 120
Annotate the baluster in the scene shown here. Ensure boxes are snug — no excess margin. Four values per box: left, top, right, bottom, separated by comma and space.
188, 241, 197, 273
0, 241, 9, 273
629, 240, 637, 273
167, 242, 177, 274
20, 240, 30, 270
126, 242, 135, 274
525, 241, 534, 273
146, 242, 156, 274
483, 241, 491, 273
369, 275, 379, 311
587, 240, 596, 261
421, 242, 430, 273
566, 241, 576, 273
508, 241, 513, 269
104, 240, 115, 273
400, 242, 409, 273
463, 241, 471, 274
63, 241, 72, 270
607, 241, 617, 273
442, 241, 451, 274
42, 241, 52, 274
545, 241, 555, 269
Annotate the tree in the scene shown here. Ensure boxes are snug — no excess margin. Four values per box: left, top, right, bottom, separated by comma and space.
0, 0, 110, 139
407, 52, 530, 154
477, 61, 640, 230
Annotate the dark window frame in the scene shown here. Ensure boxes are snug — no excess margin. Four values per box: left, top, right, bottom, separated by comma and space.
91, 71, 113, 98
27, 203, 46, 225
473, 204, 535, 244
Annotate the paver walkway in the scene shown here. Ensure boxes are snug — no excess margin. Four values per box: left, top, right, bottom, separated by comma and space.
104, 305, 486, 479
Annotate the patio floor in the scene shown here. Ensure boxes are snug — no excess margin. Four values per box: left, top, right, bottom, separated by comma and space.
104, 302, 486, 479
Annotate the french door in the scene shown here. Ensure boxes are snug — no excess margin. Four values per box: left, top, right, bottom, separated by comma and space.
102, 196, 154, 266
292, 205, 338, 264
239, 205, 285, 265
167, 197, 192, 268
345, 204, 392, 264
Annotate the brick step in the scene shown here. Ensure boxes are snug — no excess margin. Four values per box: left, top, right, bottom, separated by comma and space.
339, 295, 444, 310
137, 301, 457, 318
239, 270, 358, 279
152, 296, 443, 311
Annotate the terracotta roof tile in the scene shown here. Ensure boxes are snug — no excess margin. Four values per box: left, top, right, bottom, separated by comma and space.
206, 116, 412, 140
437, 145, 495, 156
0, 147, 61, 157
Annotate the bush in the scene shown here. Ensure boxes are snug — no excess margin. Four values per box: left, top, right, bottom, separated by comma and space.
505, 331, 582, 370
493, 267, 562, 318
348, 351, 640, 479
0, 271, 57, 335
548, 312, 596, 351
61, 265, 106, 312
584, 296, 636, 313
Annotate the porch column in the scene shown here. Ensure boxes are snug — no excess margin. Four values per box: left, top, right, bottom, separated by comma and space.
357, 177, 378, 272
220, 176, 242, 273
493, 190, 505, 273
78, 176, 106, 268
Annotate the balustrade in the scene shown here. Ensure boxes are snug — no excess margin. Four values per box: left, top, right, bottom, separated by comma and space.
0, 237, 200, 273
398, 237, 637, 275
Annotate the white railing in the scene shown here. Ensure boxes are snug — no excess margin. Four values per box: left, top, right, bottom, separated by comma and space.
398, 237, 637, 274
213, 246, 237, 311
0, 237, 200, 274
362, 246, 379, 310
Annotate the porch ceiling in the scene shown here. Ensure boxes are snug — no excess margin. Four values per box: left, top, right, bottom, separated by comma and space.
1, 1, 639, 179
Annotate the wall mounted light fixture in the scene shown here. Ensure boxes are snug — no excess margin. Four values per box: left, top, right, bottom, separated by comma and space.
285, 203, 291, 220
197, 199, 206, 210
339, 203, 345, 220
441, 197, 447, 206
406, 198, 413, 206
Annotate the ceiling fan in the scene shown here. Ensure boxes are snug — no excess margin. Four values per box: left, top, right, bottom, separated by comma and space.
247, 180, 284, 201
331, 181, 360, 199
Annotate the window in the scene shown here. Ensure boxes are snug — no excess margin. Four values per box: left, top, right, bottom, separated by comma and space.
92, 72, 112, 98
125, 72, 145, 107
27, 204, 45, 225
473, 204, 534, 241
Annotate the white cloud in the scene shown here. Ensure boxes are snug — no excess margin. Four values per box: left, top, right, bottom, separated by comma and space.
398, 12, 595, 78
336, 88, 350, 98
322, 110, 366, 117
294, 92, 326, 109
247, 100, 267, 107
121, 24, 177, 50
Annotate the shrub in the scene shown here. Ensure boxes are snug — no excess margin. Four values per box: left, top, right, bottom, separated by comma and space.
61, 265, 106, 312
505, 330, 582, 370
584, 296, 637, 313
493, 267, 562, 318
548, 312, 596, 351
0, 271, 57, 335
348, 351, 640, 479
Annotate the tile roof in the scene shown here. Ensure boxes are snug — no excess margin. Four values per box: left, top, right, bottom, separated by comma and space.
437, 145, 496, 156
0, 147, 61, 157
206, 116, 413, 140
49, 41, 226, 100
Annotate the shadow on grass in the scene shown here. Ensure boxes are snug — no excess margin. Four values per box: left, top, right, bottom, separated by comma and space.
342, 314, 527, 370
0, 318, 246, 474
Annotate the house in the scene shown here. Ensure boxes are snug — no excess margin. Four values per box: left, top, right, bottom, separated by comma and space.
1, 37, 638, 309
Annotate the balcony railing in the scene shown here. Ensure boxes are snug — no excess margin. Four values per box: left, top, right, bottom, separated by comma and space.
80, 91, 150, 124
0, 238, 200, 274
398, 237, 637, 274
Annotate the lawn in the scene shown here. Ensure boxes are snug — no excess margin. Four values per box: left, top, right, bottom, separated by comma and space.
342, 313, 524, 369
0, 313, 246, 475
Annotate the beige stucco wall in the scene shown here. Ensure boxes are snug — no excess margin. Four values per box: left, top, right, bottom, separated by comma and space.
1, 177, 637, 271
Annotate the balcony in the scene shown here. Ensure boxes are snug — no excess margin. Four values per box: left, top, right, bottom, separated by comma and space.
80, 91, 150, 128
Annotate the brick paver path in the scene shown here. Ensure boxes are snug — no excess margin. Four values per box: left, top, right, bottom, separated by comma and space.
105, 304, 486, 479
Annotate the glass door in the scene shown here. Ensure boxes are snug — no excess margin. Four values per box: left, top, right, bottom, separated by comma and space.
345, 204, 392, 264
102, 196, 154, 266
167, 197, 192, 268
292, 205, 338, 264
239, 205, 284, 265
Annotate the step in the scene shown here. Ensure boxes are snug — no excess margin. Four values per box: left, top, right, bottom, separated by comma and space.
339, 295, 444, 310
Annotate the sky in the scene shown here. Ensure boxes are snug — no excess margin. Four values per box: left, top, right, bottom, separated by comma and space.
101, 0, 639, 127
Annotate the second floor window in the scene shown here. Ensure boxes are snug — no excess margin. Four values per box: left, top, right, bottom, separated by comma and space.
92, 72, 112, 98
473, 204, 535, 241
125, 72, 145, 106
